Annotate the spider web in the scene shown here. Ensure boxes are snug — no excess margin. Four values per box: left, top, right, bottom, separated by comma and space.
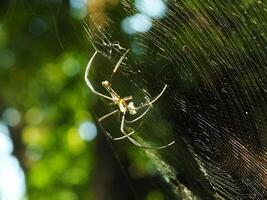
85, 0, 267, 199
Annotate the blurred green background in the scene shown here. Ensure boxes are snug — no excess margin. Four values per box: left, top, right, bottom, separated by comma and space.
3, 0, 266, 199
0, 0, 172, 200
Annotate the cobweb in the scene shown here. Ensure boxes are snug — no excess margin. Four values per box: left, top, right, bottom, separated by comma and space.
85, 0, 267, 199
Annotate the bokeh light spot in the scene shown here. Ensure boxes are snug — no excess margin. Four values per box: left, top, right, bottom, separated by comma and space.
121, 14, 152, 34
70, 0, 88, 19
0, 122, 9, 135
0, 157, 26, 200
78, 121, 97, 141
0, 131, 13, 156
22, 126, 48, 146
3, 108, 21, 127
0, 123, 26, 200
62, 57, 80, 77
135, 0, 167, 19
70, 0, 87, 9
0, 122, 13, 156
67, 127, 85, 154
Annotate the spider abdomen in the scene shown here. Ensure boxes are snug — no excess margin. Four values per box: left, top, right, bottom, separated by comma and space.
118, 100, 127, 113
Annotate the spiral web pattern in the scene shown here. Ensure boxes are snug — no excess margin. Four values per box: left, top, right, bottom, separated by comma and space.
86, 0, 267, 199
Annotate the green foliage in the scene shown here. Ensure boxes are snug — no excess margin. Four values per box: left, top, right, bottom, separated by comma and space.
0, 1, 97, 199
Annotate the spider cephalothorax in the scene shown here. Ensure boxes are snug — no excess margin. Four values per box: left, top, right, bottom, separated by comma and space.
101, 80, 137, 115
85, 50, 175, 149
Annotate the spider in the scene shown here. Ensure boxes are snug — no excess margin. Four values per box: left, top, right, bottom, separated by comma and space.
85, 50, 175, 149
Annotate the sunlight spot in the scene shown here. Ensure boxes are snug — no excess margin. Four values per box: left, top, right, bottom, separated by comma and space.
3, 108, 21, 127
121, 17, 135, 34
0, 122, 26, 200
130, 14, 152, 33
0, 131, 13, 156
0, 156, 26, 200
78, 121, 97, 141
0, 49, 16, 68
70, 0, 88, 19
62, 57, 80, 77
121, 14, 152, 34
135, 0, 167, 19
0, 122, 9, 135
70, 0, 87, 9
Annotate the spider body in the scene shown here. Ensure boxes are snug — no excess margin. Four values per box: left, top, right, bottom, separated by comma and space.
102, 80, 137, 114
85, 50, 175, 149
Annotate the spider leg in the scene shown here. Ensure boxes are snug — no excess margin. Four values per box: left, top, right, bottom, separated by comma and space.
111, 111, 135, 140
125, 106, 151, 123
98, 110, 119, 139
120, 111, 175, 149
135, 84, 167, 110
110, 49, 129, 81
85, 51, 113, 100
99, 110, 119, 122
113, 129, 135, 140
98, 109, 135, 140
123, 96, 133, 101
